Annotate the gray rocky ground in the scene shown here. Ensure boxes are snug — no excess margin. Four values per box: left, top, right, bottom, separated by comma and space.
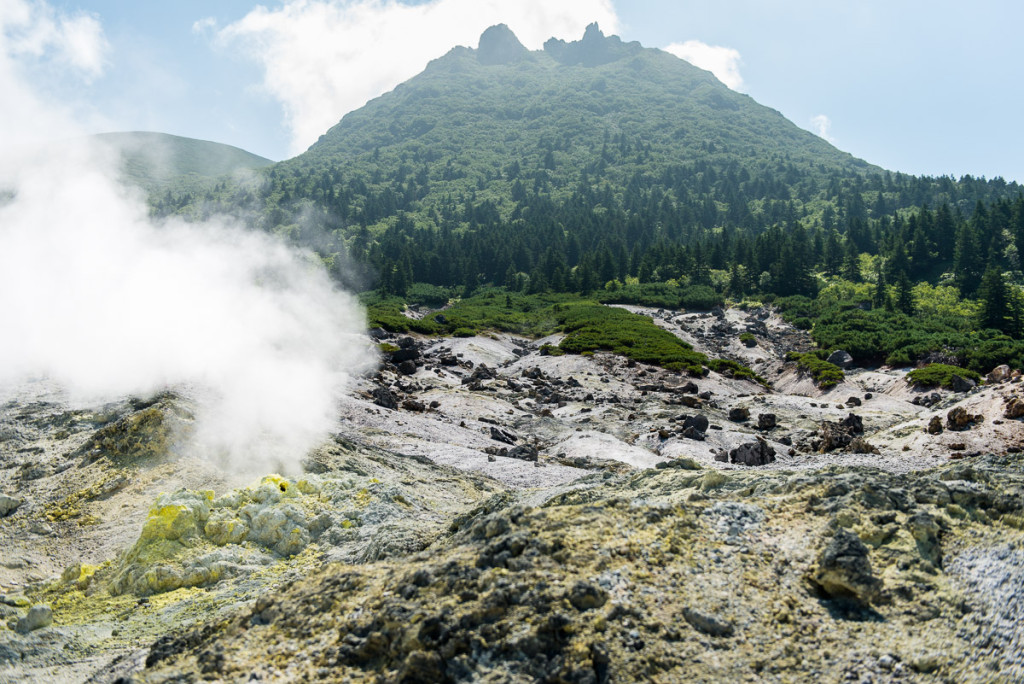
1, 305, 1023, 682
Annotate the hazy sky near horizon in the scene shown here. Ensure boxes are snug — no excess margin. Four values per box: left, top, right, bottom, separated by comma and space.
10, 0, 1024, 182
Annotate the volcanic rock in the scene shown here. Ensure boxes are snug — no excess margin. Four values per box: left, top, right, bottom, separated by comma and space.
947, 406, 982, 431
372, 387, 399, 409
726, 438, 775, 466
827, 350, 854, 369
507, 445, 538, 462
489, 426, 518, 445
682, 606, 734, 637
0, 495, 22, 518
988, 365, 1012, 384
950, 374, 977, 393
15, 604, 52, 634
1005, 395, 1024, 419
811, 528, 882, 605
728, 407, 749, 422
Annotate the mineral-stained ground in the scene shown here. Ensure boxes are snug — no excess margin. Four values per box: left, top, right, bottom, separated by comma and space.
1, 307, 1023, 683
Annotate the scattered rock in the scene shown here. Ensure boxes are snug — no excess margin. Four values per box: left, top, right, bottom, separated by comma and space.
489, 426, 518, 445
1004, 395, 1024, 419
988, 364, 1012, 384
390, 348, 420, 363
826, 350, 854, 369
728, 407, 749, 423
847, 437, 879, 454
0, 495, 23, 518
683, 415, 709, 434
682, 606, 734, 637
950, 374, 977, 393
926, 416, 944, 434
397, 360, 418, 376
757, 413, 776, 431
507, 445, 538, 462
845, 396, 862, 407
727, 438, 775, 466
678, 396, 701, 409
816, 414, 864, 452
15, 604, 52, 634
568, 581, 608, 611
372, 387, 398, 410
401, 399, 426, 412
912, 392, 942, 408
811, 528, 881, 605
947, 406, 983, 431
677, 381, 698, 394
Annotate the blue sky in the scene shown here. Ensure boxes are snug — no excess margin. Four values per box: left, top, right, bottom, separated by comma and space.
12, 0, 1024, 182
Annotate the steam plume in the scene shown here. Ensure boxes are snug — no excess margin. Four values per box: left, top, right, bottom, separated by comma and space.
0, 0, 375, 474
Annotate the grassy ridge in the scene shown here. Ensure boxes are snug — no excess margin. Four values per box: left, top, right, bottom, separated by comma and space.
366, 289, 765, 382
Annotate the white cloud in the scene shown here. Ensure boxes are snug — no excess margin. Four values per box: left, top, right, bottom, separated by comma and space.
192, 16, 217, 35
0, 0, 108, 79
811, 114, 835, 143
0, 0, 109, 149
215, 0, 620, 155
664, 39, 743, 91
0, 0, 376, 475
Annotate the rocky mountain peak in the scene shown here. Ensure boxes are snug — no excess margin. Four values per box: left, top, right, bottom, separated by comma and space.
543, 22, 642, 67
476, 23, 529, 65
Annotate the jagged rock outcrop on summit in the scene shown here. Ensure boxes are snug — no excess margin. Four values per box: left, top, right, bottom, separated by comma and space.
476, 24, 529, 66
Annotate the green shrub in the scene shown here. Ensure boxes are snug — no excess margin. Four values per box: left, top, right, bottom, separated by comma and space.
906, 364, 982, 388
452, 328, 476, 338
707, 358, 767, 384
539, 343, 565, 356
405, 282, 454, 307
786, 352, 844, 388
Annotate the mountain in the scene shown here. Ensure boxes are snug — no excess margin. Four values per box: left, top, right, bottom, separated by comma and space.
95, 131, 273, 191
159, 25, 1021, 319
300, 22, 871, 190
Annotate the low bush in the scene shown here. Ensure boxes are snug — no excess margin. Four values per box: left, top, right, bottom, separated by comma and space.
786, 351, 844, 388
906, 364, 982, 388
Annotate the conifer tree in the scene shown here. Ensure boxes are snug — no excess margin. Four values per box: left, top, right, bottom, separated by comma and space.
977, 268, 1013, 333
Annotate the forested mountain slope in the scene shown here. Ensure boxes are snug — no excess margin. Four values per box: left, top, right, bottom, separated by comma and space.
96, 131, 273, 192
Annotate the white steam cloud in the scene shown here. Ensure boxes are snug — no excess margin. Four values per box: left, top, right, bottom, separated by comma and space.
811, 114, 835, 143
205, 0, 620, 155
664, 39, 744, 91
0, 0, 375, 474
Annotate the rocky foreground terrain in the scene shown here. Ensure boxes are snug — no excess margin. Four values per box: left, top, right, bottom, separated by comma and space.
1, 306, 1024, 682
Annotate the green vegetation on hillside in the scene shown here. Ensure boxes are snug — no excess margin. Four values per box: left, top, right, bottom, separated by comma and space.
367, 289, 764, 382
784, 351, 845, 389
906, 364, 982, 388
95, 132, 273, 193
147, 25, 1024, 375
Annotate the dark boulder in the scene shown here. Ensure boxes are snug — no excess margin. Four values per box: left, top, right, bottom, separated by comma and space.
950, 374, 977, 393
507, 445, 538, 462
728, 438, 775, 466
728, 407, 750, 422
372, 387, 398, 410
811, 528, 882, 605
826, 350, 854, 369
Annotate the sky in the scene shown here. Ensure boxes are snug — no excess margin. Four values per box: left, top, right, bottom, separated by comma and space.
7, 0, 1024, 182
